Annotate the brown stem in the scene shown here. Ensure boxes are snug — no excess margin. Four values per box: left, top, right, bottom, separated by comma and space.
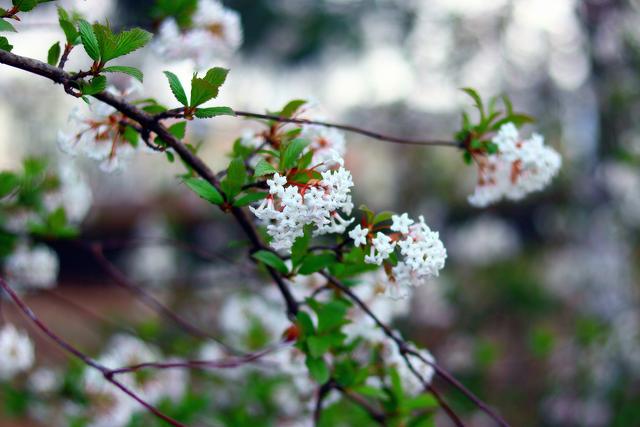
0, 276, 186, 427
57, 43, 73, 69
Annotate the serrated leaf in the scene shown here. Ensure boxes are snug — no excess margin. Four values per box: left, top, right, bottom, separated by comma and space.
59, 19, 79, 45
203, 67, 228, 87
80, 75, 106, 95
102, 65, 143, 82
0, 19, 16, 33
233, 192, 268, 207
113, 27, 152, 59
183, 177, 224, 205
92, 23, 116, 63
253, 159, 277, 177
298, 253, 336, 275
163, 71, 188, 106
194, 106, 235, 118
78, 20, 100, 61
47, 41, 61, 66
252, 250, 289, 274
168, 121, 186, 139
281, 138, 309, 171
0, 36, 13, 52
189, 77, 218, 107
13, 0, 39, 12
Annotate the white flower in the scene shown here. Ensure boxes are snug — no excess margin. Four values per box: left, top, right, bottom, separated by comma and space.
43, 162, 92, 224
57, 82, 142, 173
391, 213, 414, 234
84, 368, 135, 427
0, 324, 35, 380
28, 368, 60, 394
364, 232, 396, 265
348, 224, 370, 247
153, 0, 243, 69
468, 123, 562, 207
300, 124, 346, 170
4, 243, 59, 290
250, 167, 354, 253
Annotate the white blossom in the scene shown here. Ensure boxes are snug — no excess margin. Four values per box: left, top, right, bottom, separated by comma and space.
44, 162, 93, 224
364, 232, 396, 265
390, 213, 414, 234
468, 123, 562, 207
28, 367, 60, 395
57, 82, 143, 173
153, 0, 243, 69
250, 168, 354, 253
4, 243, 59, 290
0, 324, 35, 380
348, 224, 370, 247
300, 124, 346, 170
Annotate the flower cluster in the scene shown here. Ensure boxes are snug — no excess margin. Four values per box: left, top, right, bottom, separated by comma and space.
0, 324, 35, 380
154, 0, 243, 68
251, 168, 354, 252
57, 83, 143, 173
351, 213, 447, 299
468, 123, 562, 207
4, 243, 59, 291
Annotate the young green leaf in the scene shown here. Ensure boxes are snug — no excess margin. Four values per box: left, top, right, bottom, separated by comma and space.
252, 250, 289, 275
194, 106, 235, 119
253, 159, 277, 177
0, 19, 17, 32
0, 172, 19, 198
47, 41, 61, 66
0, 36, 13, 52
189, 77, 218, 107
78, 20, 100, 61
306, 356, 329, 384
298, 253, 336, 275
102, 65, 143, 82
183, 177, 224, 205
233, 192, 267, 207
80, 75, 106, 95
202, 67, 229, 87
163, 71, 188, 106
168, 121, 187, 139
113, 28, 152, 59
221, 157, 247, 199
461, 87, 485, 121
281, 138, 309, 171
279, 99, 307, 118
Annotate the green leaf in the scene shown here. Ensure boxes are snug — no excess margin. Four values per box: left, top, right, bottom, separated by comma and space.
306, 356, 329, 384
372, 211, 394, 225
92, 23, 116, 63
291, 226, 312, 267
80, 75, 106, 95
102, 65, 144, 82
314, 300, 350, 334
194, 106, 235, 118
402, 394, 438, 412
203, 67, 228, 87
253, 159, 277, 177
168, 121, 187, 139
113, 27, 152, 58
78, 20, 100, 61
12, 0, 40, 12
298, 253, 336, 275
183, 177, 223, 205
461, 87, 485, 121
0, 172, 19, 198
58, 19, 79, 45
123, 125, 139, 147
0, 19, 16, 32
308, 336, 332, 358
163, 71, 188, 106
0, 36, 13, 52
47, 41, 61, 66
233, 192, 268, 207
279, 99, 307, 118
252, 250, 289, 274
352, 385, 388, 399
281, 138, 309, 171
189, 76, 218, 107
296, 310, 315, 337
221, 157, 247, 199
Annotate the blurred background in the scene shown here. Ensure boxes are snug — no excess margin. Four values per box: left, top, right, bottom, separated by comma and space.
1, 0, 639, 426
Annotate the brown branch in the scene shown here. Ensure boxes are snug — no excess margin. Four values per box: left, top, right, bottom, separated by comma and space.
0, 276, 186, 427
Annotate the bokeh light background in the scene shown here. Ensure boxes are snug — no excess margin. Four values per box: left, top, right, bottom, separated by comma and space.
1, 0, 639, 426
